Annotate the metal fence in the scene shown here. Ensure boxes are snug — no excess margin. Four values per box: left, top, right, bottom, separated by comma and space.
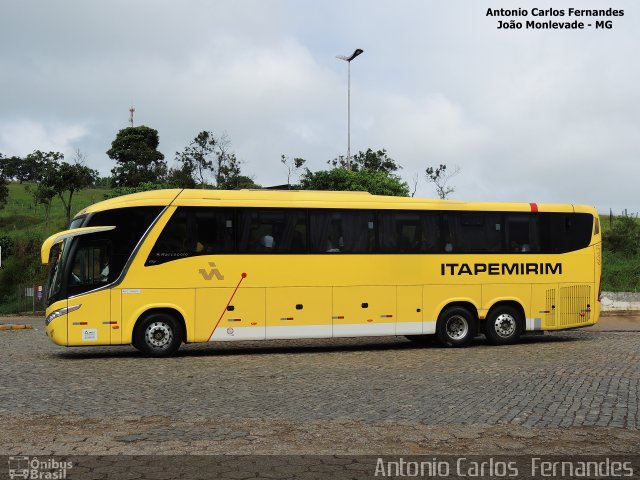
13, 283, 47, 315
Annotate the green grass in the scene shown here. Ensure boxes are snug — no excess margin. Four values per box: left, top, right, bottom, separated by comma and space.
0, 183, 110, 314
0, 182, 110, 240
599, 213, 640, 292
602, 250, 640, 292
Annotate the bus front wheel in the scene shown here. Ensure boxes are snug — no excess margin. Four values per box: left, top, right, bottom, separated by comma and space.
134, 313, 183, 357
484, 306, 523, 345
436, 306, 475, 347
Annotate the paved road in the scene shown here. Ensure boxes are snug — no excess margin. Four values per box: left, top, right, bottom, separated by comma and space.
2, 316, 639, 477
1, 316, 639, 462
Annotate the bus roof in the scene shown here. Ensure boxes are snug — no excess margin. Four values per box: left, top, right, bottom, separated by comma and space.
75, 189, 597, 218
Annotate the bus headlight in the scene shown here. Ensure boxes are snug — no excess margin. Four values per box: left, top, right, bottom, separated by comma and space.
45, 304, 81, 326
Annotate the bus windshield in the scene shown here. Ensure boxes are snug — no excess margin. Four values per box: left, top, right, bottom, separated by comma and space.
46, 239, 72, 304
44, 216, 87, 304
42, 207, 164, 306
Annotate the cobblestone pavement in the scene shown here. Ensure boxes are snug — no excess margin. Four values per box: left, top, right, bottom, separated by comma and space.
1, 319, 639, 458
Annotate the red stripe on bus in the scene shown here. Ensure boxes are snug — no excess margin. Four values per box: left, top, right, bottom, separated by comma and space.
530, 203, 538, 212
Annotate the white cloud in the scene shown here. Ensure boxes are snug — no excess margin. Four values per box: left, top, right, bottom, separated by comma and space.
0, 120, 89, 159
0, 0, 638, 212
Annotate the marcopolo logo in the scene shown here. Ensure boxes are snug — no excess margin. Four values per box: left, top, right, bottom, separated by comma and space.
199, 262, 224, 281
8, 456, 72, 480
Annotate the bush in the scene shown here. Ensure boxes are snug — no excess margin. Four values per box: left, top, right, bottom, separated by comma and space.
0, 235, 14, 256
604, 215, 640, 256
104, 182, 173, 199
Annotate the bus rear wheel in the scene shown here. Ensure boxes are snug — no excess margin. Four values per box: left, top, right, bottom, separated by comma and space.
485, 306, 523, 345
134, 313, 183, 357
436, 306, 475, 347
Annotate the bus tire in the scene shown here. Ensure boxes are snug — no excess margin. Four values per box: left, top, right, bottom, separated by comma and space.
134, 312, 183, 357
436, 306, 475, 347
485, 306, 523, 345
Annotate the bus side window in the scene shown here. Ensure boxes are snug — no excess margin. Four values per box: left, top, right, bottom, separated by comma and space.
193, 208, 235, 254
237, 208, 307, 254
505, 214, 539, 253
378, 211, 438, 253
146, 210, 190, 265
539, 213, 592, 253
309, 210, 374, 253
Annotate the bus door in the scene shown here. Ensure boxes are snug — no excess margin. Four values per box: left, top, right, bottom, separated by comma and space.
65, 238, 113, 346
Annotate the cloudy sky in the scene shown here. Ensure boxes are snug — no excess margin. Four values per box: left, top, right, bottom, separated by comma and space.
1, 1, 637, 213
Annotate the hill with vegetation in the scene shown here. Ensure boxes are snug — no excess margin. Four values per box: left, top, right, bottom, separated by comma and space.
0, 183, 109, 313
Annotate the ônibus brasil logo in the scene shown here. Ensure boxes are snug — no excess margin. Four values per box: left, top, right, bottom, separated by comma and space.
8, 456, 72, 480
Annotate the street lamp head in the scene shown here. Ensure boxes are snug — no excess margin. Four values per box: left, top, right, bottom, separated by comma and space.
336, 48, 364, 62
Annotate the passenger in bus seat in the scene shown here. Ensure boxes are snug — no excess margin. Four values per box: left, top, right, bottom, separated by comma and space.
100, 259, 109, 282
260, 234, 275, 251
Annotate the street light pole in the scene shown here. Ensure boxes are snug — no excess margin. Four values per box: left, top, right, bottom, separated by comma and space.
336, 48, 363, 169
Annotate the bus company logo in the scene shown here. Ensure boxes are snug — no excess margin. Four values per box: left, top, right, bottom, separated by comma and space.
8, 456, 72, 479
441, 262, 563, 276
199, 262, 224, 281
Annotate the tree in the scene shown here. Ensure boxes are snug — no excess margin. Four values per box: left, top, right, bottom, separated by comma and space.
328, 148, 401, 174
33, 181, 57, 224
425, 164, 460, 199
93, 176, 112, 188
0, 176, 7, 209
23, 151, 62, 183
0, 154, 8, 209
222, 174, 261, 190
104, 181, 173, 199
281, 155, 306, 187
213, 135, 237, 188
174, 131, 249, 189
107, 126, 167, 188
299, 147, 408, 196
40, 151, 98, 225
175, 131, 216, 187
1, 155, 23, 182
410, 172, 419, 197
166, 164, 196, 188
299, 168, 409, 196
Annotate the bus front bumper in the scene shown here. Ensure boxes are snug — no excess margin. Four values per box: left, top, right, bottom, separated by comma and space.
45, 304, 72, 346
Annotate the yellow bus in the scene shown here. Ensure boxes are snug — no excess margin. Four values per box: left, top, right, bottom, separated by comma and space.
41, 189, 601, 357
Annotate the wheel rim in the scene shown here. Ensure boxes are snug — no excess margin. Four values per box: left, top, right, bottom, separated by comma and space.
446, 315, 469, 340
145, 321, 173, 349
494, 313, 517, 338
